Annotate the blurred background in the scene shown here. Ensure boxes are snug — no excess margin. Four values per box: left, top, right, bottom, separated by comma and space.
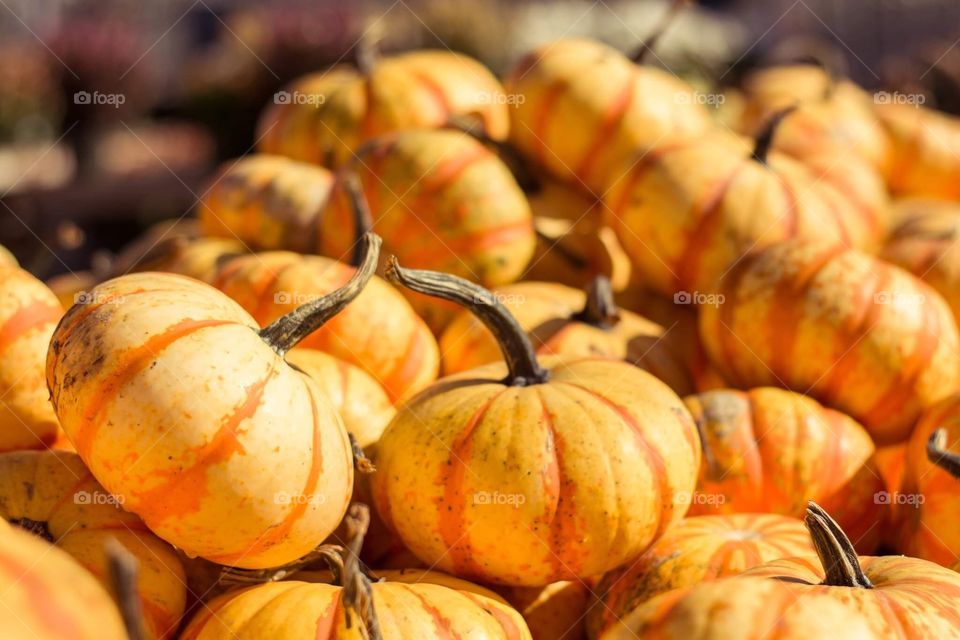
2, 0, 960, 278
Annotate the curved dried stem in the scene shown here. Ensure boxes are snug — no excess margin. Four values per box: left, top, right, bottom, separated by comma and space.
804, 502, 872, 589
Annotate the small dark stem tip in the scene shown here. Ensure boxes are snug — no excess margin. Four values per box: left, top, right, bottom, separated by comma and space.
106, 539, 147, 640
751, 105, 799, 165
629, 0, 690, 63
572, 276, 621, 329
342, 173, 374, 268
927, 428, 960, 479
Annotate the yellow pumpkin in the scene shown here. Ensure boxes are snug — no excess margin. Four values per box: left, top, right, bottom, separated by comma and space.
257, 50, 509, 168
214, 249, 439, 403
684, 387, 885, 552
0, 449, 186, 639
318, 129, 536, 331
0, 265, 63, 451
284, 348, 394, 450
878, 102, 960, 199
440, 278, 696, 396
45, 235, 383, 569
0, 524, 128, 640
198, 154, 334, 252
881, 201, 960, 324
604, 124, 881, 297
699, 239, 960, 444
372, 258, 701, 585
181, 505, 532, 639
0, 244, 16, 266
505, 37, 711, 195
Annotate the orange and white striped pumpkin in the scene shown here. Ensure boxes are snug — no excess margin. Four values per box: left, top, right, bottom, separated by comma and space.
684, 387, 885, 552
198, 154, 334, 253
214, 250, 438, 403
586, 513, 813, 639
0, 524, 127, 639
877, 102, 960, 199
699, 239, 960, 444
0, 265, 63, 451
45, 235, 383, 569
0, 450, 186, 639
257, 50, 509, 168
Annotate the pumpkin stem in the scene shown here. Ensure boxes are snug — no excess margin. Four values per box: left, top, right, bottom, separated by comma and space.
342, 173, 374, 268
927, 428, 960, 479
804, 502, 872, 589
630, 0, 690, 63
751, 106, 798, 165
9, 517, 54, 543
571, 275, 621, 329
350, 433, 376, 474
355, 27, 381, 76
338, 504, 383, 640
218, 543, 346, 587
106, 539, 147, 640
258, 232, 382, 355
385, 256, 549, 386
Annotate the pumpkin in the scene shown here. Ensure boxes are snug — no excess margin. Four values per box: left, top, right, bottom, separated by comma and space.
877, 101, 960, 199
46, 270, 100, 309
0, 524, 128, 640
0, 449, 186, 639
738, 503, 960, 637
881, 202, 960, 323
45, 234, 384, 569
213, 249, 438, 403
699, 239, 960, 444
683, 387, 885, 552
181, 505, 532, 639
897, 394, 960, 566
504, 37, 712, 195
372, 258, 701, 585
284, 348, 394, 450
198, 154, 334, 252
524, 178, 632, 293
738, 64, 890, 172
0, 244, 16, 266
604, 119, 882, 297
257, 50, 509, 168
440, 277, 696, 396
600, 576, 878, 640
586, 513, 814, 639
499, 581, 592, 640
0, 265, 64, 451
317, 129, 536, 331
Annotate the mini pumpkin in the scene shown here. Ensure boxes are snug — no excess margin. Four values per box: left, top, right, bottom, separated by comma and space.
877, 101, 960, 199
505, 37, 711, 195
45, 234, 383, 569
0, 265, 64, 451
699, 239, 960, 444
604, 118, 882, 297
317, 129, 536, 331
284, 348, 394, 450
181, 505, 532, 639
0, 449, 186, 639
213, 248, 438, 403
440, 277, 696, 396
257, 50, 509, 168
586, 513, 814, 639
372, 258, 701, 585
198, 154, 334, 252
0, 524, 128, 640
683, 387, 885, 552
897, 394, 960, 566
881, 201, 960, 324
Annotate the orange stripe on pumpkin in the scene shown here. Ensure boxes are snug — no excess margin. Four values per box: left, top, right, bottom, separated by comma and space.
402, 585, 460, 639
0, 548, 86, 640
460, 592, 523, 640
575, 77, 635, 187
0, 299, 62, 355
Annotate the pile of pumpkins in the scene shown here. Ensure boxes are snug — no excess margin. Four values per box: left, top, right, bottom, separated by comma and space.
7, 12, 960, 640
